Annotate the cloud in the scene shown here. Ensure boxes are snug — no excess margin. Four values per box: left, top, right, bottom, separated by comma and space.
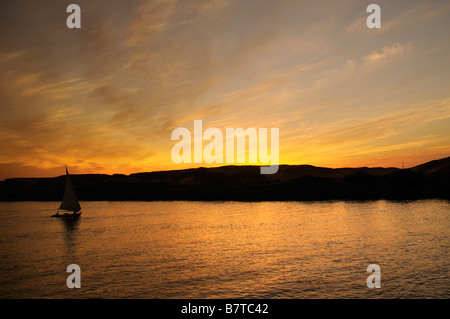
364, 42, 412, 63
382, 2, 450, 33
0, 51, 27, 64
313, 59, 356, 88
125, 0, 178, 48
283, 97, 450, 164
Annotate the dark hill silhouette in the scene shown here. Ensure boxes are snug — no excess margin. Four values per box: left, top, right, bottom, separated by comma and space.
410, 157, 450, 175
1, 157, 449, 201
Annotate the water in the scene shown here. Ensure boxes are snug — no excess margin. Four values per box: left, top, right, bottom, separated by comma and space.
0, 200, 448, 299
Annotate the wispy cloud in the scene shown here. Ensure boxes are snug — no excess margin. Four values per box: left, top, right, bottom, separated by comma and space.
382, 2, 450, 33
125, 0, 178, 48
364, 42, 412, 63
0, 51, 26, 64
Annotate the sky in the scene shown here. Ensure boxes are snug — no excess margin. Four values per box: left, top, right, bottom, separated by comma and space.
0, 0, 449, 179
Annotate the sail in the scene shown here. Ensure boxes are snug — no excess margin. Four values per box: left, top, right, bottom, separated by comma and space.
58, 166, 81, 213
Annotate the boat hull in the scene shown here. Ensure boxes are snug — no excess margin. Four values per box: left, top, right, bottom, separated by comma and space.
51, 212, 82, 218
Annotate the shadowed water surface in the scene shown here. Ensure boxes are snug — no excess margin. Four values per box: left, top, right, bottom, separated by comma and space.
0, 200, 448, 298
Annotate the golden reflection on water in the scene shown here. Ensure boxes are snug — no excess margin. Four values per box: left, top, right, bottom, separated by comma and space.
0, 200, 448, 298
60, 218, 80, 255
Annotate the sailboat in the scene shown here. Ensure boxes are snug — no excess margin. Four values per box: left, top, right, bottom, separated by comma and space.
51, 166, 82, 218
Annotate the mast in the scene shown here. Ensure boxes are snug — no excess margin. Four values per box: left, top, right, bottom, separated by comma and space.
58, 165, 81, 213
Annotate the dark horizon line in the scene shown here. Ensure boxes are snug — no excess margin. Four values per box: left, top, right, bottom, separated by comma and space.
2, 155, 449, 181
2, 156, 449, 202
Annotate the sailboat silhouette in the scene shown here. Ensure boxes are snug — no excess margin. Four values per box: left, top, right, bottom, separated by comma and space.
51, 166, 82, 218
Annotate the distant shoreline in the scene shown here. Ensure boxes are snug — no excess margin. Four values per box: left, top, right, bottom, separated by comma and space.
1, 157, 449, 202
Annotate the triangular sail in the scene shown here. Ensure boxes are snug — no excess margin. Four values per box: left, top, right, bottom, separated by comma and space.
58, 166, 81, 213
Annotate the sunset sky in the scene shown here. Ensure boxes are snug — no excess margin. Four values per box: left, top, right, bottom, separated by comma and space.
0, 0, 449, 179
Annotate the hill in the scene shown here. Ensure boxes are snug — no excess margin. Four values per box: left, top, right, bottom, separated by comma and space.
0, 157, 449, 201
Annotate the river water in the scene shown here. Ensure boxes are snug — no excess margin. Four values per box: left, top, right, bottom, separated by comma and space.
0, 200, 448, 298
